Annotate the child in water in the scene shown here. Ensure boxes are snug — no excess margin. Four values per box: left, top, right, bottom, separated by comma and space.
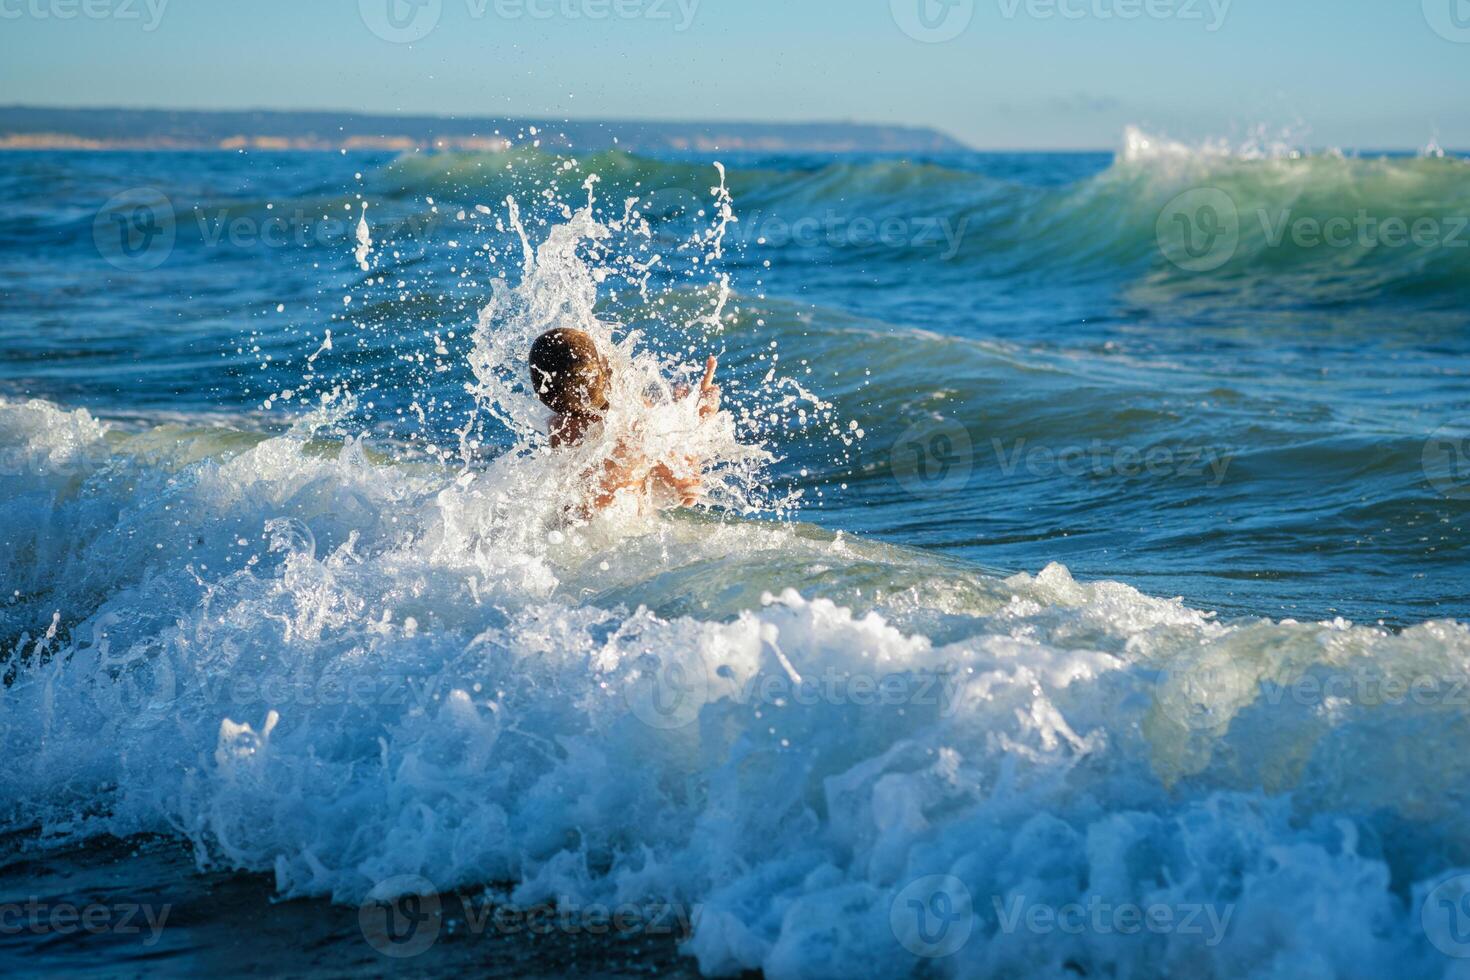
529, 327, 719, 513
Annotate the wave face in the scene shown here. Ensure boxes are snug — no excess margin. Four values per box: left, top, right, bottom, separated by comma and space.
2, 132, 1470, 977
368, 130, 1470, 310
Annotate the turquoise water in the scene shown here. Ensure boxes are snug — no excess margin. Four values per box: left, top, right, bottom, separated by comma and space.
3, 138, 1470, 977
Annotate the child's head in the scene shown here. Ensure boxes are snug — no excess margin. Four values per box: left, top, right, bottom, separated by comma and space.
529, 327, 611, 417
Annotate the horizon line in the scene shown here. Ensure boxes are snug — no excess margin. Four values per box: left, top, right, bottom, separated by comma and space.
2, 104, 1462, 156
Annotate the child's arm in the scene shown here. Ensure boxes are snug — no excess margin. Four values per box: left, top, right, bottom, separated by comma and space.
573, 356, 719, 512
674, 357, 721, 418
669, 357, 719, 502
649, 460, 702, 507
697, 355, 720, 419
586, 447, 646, 511
584, 440, 700, 510
651, 356, 716, 505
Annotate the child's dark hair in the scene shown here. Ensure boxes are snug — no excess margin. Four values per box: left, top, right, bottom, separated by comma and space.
529, 328, 611, 417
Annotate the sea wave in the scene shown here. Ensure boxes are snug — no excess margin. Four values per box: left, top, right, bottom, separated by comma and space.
3, 393, 1470, 977
353, 131, 1470, 309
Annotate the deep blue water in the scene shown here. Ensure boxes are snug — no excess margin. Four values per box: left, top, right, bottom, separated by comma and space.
4, 144, 1466, 625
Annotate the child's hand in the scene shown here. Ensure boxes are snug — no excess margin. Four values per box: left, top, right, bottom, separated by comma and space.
651, 461, 702, 507
669, 472, 703, 507
698, 356, 720, 420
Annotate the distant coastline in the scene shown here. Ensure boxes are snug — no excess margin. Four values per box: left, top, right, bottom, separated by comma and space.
0, 106, 970, 154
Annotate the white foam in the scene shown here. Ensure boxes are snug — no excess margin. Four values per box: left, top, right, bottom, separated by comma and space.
1119, 124, 1311, 164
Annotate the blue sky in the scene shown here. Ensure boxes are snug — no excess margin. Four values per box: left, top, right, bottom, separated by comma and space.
2, 0, 1467, 149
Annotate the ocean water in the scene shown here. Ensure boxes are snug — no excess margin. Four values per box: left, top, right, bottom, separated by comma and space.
2, 132, 1470, 978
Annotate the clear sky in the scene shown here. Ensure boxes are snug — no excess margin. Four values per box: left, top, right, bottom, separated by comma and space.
2, 0, 1467, 150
